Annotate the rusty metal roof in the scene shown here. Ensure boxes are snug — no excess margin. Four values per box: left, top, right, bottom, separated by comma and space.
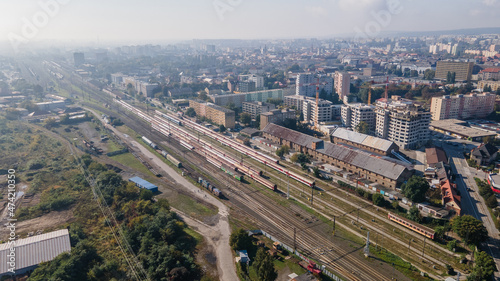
0, 229, 71, 275
262, 123, 322, 149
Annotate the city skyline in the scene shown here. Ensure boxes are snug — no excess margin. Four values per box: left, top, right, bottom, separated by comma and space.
1, 0, 500, 47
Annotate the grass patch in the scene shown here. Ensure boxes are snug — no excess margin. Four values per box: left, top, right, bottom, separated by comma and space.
169, 193, 218, 219
184, 227, 204, 244
110, 152, 153, 176
369, 246, 434, 281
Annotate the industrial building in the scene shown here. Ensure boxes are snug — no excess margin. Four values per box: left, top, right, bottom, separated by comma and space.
262, 123, 413, 189
435, 61, 474, 81
128, 176, 159, 192
331, 128, 399, 156
189, 100, 236, 128
430, 119, 497, 141
430, 93, 496, 121
0, 229, 71, 277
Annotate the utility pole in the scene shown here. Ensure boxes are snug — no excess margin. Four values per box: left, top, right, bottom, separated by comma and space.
422, 237, 426, 259
357, 208, 360, 223
311, 185, 314, 206
293, 228, 297, 251
332, 216, 336, 237
364, 232, 370, 257
408, 239, 411, 255
287, 175, 290, 199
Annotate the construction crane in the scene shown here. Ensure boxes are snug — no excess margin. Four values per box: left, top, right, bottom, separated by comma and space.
384, 76, 389, 100
360, 81, 375, 105
297, 76, 329, 131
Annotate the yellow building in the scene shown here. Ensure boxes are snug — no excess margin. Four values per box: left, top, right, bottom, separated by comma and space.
435, 61, 474, 82
189, 100, 235, 128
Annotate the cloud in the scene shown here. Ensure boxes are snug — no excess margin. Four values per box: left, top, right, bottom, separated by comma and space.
306, 6, 328, 16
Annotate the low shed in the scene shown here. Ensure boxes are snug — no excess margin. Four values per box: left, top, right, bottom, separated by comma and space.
129, 176, 158, 192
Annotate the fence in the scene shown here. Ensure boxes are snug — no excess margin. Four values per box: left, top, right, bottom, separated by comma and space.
259, 230, 343, 281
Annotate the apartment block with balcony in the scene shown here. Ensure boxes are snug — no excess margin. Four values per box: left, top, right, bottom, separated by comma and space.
430, 93, 496, 121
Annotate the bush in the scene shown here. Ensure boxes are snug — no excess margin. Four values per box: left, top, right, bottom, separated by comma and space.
373, 193, 385, 207
486, 195, 498, 209
447, 240, 457, 251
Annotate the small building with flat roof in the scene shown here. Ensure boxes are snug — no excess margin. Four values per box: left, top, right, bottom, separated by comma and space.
128, 176, 158, 192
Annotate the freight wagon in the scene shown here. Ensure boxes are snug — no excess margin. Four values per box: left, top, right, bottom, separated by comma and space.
141, 136, 158, 149
198, 177, 222, 198
166, 154, 182, 168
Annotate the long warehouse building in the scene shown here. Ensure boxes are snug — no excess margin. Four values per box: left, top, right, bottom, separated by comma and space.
262, 123, 413, 189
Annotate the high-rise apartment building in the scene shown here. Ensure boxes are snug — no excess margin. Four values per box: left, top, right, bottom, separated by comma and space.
435, 61, 474, 82
242, 101, 275, 119
341, 103, 376, 133
334, 72, 351, 102
375, 98, 431, 150
296, 73, 334, 97
430, 93, 496, 121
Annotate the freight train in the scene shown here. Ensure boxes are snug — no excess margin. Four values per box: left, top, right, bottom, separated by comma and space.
198, 177, 222, 197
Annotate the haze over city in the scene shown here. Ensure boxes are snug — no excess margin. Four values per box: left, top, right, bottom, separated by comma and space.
0, 0, 500, 47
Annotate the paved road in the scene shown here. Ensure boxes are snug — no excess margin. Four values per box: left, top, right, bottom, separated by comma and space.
443, 142, 500, 280
90, 109, 238, 281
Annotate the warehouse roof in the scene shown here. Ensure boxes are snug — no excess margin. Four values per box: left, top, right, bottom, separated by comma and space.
0, 229, 71, 275
318, 143, 409, 180
430, 119, 496, 138
331, 128, 396, 152
262, 123, 322, 149
129, 176, 158, 190
263, 124, 410, 181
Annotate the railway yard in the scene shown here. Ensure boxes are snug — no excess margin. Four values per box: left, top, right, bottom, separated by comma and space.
13, 58, 481, 281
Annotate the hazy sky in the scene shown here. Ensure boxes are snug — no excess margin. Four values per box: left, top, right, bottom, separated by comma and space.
1, 0, 500, 44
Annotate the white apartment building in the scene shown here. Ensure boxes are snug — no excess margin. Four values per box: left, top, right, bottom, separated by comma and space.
296, 73, 334, 97
375, 99, 431, 150
341, 103, 376, 133
430, 93, 496, 121
334, 72, 351, 102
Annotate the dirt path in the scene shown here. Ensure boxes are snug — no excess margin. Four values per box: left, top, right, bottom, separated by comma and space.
88, 109, 237, 281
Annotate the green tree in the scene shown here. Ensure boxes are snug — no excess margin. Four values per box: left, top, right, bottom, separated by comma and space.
355, 121, 370, 134
185, 107, 196, 117
424, 69, 435, 80
240, 112, 252, 126
451, 215, 488, 245
401, 176, 430, 203
470, 250, 496, 281
484, 84, 493, 93
313, 167, 321, 178
407, 206, 423, 223
290, 153, 299, 163
486, 195, 498, 209
373, 193, 385, 207
229, 229, 253, 251
219, 125, 226, 133
447, 240, 457, 251
253, 248, 277, 281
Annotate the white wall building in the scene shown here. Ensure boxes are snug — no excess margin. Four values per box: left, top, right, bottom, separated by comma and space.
296, 73, 334, 97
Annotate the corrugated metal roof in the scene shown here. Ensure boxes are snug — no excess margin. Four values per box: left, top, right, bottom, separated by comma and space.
0, 229, 71, 275
129, 176, 158, 190
318, 143, 408, 180
262, 123, 321, 149
263, 124, 409, 181
332, 128, 395, 152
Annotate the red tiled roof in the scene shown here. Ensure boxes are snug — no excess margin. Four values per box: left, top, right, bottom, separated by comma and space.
481, 68, 500, 73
